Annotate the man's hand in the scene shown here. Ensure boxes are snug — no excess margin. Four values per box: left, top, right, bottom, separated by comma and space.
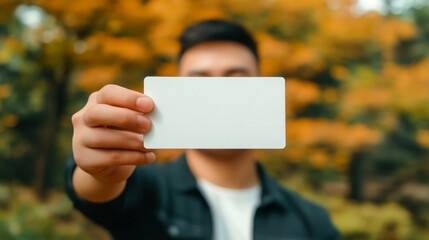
71, 84, 155, 202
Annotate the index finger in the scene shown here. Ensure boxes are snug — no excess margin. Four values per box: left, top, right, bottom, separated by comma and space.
96, 84, 154, 113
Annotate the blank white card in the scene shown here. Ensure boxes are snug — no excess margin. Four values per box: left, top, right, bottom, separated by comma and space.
143, 76, 286, 149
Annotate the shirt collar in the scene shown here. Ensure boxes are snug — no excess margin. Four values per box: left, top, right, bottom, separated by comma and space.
171, 154, 288, 212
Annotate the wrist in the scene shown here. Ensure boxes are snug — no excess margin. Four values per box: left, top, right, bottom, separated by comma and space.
73, 167, 127, 203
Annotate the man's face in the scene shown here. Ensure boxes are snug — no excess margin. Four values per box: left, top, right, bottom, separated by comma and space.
178, 41, 259, 159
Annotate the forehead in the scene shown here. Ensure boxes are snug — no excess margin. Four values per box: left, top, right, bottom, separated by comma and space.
178, 41, 258, 76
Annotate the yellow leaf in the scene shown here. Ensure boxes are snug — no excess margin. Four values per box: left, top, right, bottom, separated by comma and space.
416, 130, 429, 149
0, 84, 11, 100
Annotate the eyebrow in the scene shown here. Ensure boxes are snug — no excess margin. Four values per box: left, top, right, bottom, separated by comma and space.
187, 67, 251, 77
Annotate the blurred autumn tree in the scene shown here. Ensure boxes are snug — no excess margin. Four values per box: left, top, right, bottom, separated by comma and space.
0, 0, 429, 238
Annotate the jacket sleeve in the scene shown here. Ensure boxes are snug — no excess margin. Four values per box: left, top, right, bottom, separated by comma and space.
64, 153, 158, 230
306, 203, 342, 240
320, 208, 341, 240
285, 189, 342, 240
324, 229, 342, 240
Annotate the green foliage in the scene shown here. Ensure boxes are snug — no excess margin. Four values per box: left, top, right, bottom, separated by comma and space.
331, 201, 412, 239
279, 174, 429, 240
0, 184, 89, 240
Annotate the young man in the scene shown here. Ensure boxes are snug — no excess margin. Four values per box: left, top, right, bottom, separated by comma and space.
66, 20, 340, 240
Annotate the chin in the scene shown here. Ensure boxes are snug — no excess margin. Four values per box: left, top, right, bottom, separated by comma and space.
197, 149, 251, 159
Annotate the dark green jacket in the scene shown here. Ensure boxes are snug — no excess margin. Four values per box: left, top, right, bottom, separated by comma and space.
65, 154, 341, 240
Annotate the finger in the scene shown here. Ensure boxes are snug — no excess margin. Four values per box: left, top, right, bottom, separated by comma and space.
83, 104, 151, 133
77, 148, 156, 168
74, 147, 155, 168
81, 127, 148, 152
71, 91, 103, 127
96, 84, 154, 113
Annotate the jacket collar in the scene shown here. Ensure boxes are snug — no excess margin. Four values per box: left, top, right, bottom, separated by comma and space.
170, 154, 288, 212
170, 154, 198, 192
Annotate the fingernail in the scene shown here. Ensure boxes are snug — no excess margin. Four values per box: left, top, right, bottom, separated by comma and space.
145, 152, 156, 163
137, 115, 150, 130
137, 96, 150, 111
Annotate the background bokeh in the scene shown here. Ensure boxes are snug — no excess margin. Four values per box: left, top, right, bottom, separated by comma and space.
1, 0, 429, 239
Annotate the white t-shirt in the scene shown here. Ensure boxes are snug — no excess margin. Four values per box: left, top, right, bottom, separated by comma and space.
198, 179, 261, 240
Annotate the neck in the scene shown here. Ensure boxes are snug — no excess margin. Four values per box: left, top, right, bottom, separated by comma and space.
186, 149, 259, 189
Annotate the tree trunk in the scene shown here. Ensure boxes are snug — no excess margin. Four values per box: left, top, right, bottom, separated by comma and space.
348, 151, 365, 202
33, 83, 67, 199
33, 43, 71, 199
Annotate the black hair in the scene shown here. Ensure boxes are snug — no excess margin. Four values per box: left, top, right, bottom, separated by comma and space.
178, 19, 259, 63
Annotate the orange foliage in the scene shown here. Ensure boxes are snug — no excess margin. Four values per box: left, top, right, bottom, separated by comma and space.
262, 0, 326, 40
334, 62, 426, 120
308, 148, 330, 169
322, 88, 338, 104
377, 18, 417, 48
330, 65, 350, 81
0, 38, 24, 64
33, 0, 107, 28
145, 0, 191, 22
331, 150, 352, 171
219, 0, 267, 15
416, 130, 429, 149
285, 119, 381, 169
115, 0, 154, 23
314, 11, 382, 61
275, 0, 326, 12
77, 65, 120, 92
156, 63, 177, 76
86, 34, 149, 63
288, 119, 382, 149
286, 78, 320, 116
320, 12, 380, 43
283, 43, 325, 77
3, 114, 18, 128
376, 18, 417, 62
148, 27, 180, 58
63, 0, 106, 17
0, 0, 18, 23
255, 32, 290, 76
340, 88, 391, 118
380, 58, 429, 118
0, 84, 11, 101
15, 0, 427, 172
190, 8, 226, 23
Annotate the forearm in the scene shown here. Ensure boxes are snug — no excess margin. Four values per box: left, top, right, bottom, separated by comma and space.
73, 167, 127, 203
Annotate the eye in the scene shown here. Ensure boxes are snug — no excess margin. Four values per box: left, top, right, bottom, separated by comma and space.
188, 72, 211, 77
224, 68, 250, 77
227, 72, 248, 77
